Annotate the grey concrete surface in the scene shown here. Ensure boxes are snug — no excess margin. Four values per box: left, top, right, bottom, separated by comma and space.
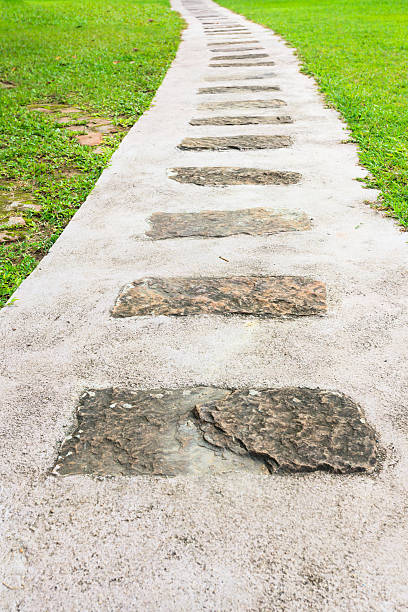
1, 0, 408, 609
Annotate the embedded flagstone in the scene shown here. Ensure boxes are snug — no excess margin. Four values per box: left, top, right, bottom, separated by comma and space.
168, 166, 300, 185
111, 276, 326, 318
211, 53, 269, 60
210, 61, 276, 67
198, 99, 286, 109
53, 387, 379, 477
198, 84, 278, 93
146, 207, 310, 239
189, 115, 293, 125
203, 72, 276, 81
178, 134, 292, 150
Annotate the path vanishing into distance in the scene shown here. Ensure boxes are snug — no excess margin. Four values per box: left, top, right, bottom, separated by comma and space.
1, 0, 408, 608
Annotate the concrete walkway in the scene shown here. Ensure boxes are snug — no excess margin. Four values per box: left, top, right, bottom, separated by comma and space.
1, 0, 408, 608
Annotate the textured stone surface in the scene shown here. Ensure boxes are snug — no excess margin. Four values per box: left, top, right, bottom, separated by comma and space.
53, 387, 379, 477
146, 207, 311, 239
198, 99, 286, 110
168, 166, 300, 185
199, 85, 278, 94
111, 276, 326, 318
211, 53, 269, 61
210, 61, 276, 67
178, 135, 292, 151
190, 115, 293, 125
204, 72, 276, 81
209, 47, 262, 52
208, 40, 259, 46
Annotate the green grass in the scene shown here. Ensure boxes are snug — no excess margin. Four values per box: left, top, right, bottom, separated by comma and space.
216, 0, 408, 228
0, 0, 183, 306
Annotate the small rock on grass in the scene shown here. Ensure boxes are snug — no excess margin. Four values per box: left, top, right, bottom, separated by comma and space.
76, 132, 103, 146
0, 232, 18, 243
4, 216, 26, 227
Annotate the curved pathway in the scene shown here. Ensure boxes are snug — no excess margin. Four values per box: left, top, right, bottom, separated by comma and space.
1, 0, 408, 608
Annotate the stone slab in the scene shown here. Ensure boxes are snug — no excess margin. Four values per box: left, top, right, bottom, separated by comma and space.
199, 85, 278, 93
210, 61, 276, 67
111, 275, 326, 318
211, 53, 269, 61
146, 207, 311, 239
168, 166, 301, 185
198, 99, 286, 110
178, 135, 292, 151
189, 115, 293, 125
204, 72, 276, 81
53, 387, 379, 477
208, 40, 259, 45
209, 47, 262, 52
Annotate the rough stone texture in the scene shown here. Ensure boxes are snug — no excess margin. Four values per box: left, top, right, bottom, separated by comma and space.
211, 53, 268, 60
207, 40, 260, 44
198, 98, 286, 110
204, 72, 276, 81
53, 387, 267, 477
208, 40, 259, 45
190, 115, 293, 125
199, 84, 278, 93
53, 387, 379, 477
111, 276, 326, 318
210, 61, 276, 67
146, 207, 311, 239
209, 46, 262, 52
194, 388, 379, 474
178, 135, 292, 151
168, 166, 300, 185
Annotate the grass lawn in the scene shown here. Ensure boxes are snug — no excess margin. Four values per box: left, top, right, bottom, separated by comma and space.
0, 0, 183, 307
216, 0, 408, 228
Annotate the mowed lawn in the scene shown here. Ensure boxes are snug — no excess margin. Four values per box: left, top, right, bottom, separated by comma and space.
217, 0, 408, 228
0, 0, 183, 306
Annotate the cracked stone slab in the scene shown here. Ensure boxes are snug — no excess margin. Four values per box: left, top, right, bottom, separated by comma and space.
53, 387, 379, 477
178, 135, 292, 151
204, 72, 276, 81
146, 207, 311, 239
210, 61, 276, 67
189, 115, 293, 126
199, 85, 278, 94
198, 99, 286, 110
111, 276, 326, 318
211, 53, 269, 61
168, 166, 301, 186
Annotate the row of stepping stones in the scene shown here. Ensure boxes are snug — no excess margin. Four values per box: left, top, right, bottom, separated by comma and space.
53, 1, 380, 478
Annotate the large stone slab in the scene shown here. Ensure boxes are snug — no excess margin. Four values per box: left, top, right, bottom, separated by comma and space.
178, 135, 292, 151
146, 207, 311, 239
198, 99, 286, 110
111, 276, 326, 318
211, 54, 269, 61
168, 166, 301, 185
204, 72, 276, 81
209, 47, 262, 52
210, 61, 276, 67
189, 115, 293, 125
53, 387, 379, 477
198, 85, 278, 93
208, 40, 259, 46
